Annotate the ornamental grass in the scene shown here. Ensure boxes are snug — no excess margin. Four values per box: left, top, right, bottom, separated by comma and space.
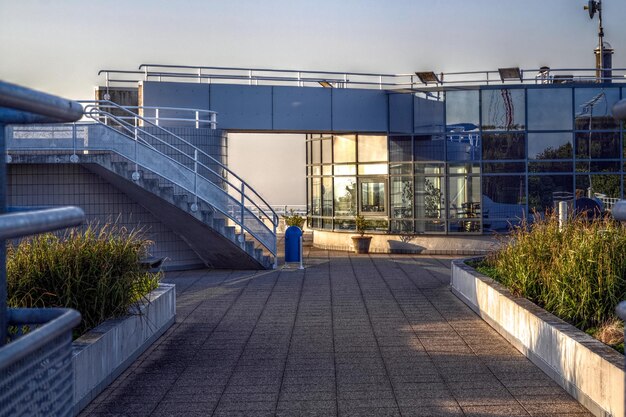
480, 212, 626, 334
7, 223, 161, 337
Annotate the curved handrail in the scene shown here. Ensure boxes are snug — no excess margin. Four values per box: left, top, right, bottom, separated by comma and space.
77, 100, 278, 259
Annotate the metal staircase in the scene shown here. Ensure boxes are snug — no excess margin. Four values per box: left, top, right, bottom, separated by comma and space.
6, 101, 278, 269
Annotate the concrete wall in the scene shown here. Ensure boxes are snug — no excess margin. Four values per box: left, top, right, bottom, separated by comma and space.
8, 164, 204, 270
451, 260, 625, 417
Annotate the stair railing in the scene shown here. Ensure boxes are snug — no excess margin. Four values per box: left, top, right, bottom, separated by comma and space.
86, 100, 278, 263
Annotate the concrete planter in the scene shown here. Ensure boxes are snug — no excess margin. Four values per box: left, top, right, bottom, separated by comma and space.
72, 283, 176, 414
451, 259, 624, 417
351, 235, 372, 254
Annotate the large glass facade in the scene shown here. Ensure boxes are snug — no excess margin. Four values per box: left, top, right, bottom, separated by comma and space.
306, 85, 625, 234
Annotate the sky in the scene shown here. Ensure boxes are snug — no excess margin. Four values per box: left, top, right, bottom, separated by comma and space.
2, 0, 626, 205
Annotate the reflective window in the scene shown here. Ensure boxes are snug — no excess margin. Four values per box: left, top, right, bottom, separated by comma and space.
389, 136, 412, 162
415, 97, 445, 133
482, 176, 526, 224
576, 161, 620, 172
415, 175, 445, 220
322, 177, 333, 217
358, 135, 388, 162
415, 163, 445, 175
528, 132, 573, 159
311, 177, 321, 216
360, 179, 386, 214
390, 163, 412, 175
334, 165, 356, 175
575, 174, 620, 199
483, 162, 525, 173
446, 90, 479, 131
306, 141, 311, 164
528, 161, 573, 173
575, 131, 620, 159
448, 174, 481, 233
414, 135, 445, 161
529, 175, 573, 212
482, 133, 525, 160
322, 138, 332, 163
311, 140, 321, 164
322, 165, 332, 176
574, 88, 620, 130
447, 134, 481, 161
333, 135, 356, 163
481, 89, 526, 130
358, 163, 388, 175
333, 177, 356, 217
527, 88, 573, 130
312, 165, 321, 176
390, 177, 413, 219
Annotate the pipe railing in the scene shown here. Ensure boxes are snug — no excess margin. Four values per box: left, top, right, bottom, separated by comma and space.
98, 64, 626, 90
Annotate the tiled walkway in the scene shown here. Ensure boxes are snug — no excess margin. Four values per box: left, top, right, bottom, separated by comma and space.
81, 249, 592, 417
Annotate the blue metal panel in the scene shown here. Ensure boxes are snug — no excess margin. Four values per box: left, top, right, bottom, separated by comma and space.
389, 93, 413, 133
140, 82, 211, 127
414, 96, 445, 133
332, 89, 388, 132
210, 85, 272, 130
272, 86, 331, 131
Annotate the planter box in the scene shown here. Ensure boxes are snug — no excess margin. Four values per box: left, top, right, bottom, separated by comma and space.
72, 283, 176, 414
451, 259, 624, 417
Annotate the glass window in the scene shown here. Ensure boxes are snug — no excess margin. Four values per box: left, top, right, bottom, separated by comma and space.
528, 161, 573, 173
575, 131, 620, 159
312, 165, 321, 176
306, 140, 311, 164
416, 220, 446, 233
311, 140, 321, 164
414, 134, 445, 161
333, 135, 356, 163
358, 163, 388, 175
576, 161, 620, 172
482, 133, 525, 160
415, 97, 445, 133
445, 90, 479, 131
528, 175, 573, 212
389, 136, 412, 162
574, 87, 620, 130
322, 165, 332, 176
390, 177, 413, 219
358, 135, 388, 162
415, 175, 445, 220
446, 134, 481, 161
483, 162, 525, 173
482, 176, 526, 222
334, 164, 356, 175
528, 132, 573, 159
322, 177, 333, 217
481, 89, 526, 130
415, 163, 445, 175
333, 177, 356, 217
527, 88, 573, 130
322, 138, 332, 164
390, 163, 412, 175
448, 176, 481, 220
360, 179, 386, 214
576, 174, 620, 200
311, 177, 321, 216
449, 163, 480, 175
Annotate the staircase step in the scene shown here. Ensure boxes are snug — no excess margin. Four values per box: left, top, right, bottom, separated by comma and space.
244, 240, 254, 254
223, 226, 236, 241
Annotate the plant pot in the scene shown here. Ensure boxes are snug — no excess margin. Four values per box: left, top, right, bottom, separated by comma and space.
351, 235, 372, 254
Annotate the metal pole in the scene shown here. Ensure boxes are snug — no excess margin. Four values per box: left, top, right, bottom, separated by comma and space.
133, 116, 139, 180
195, 111, 199, 129
194, 149, 198, 209
558, 200, 568, 231
273, 215, 278, 269
240, 183, 245, 244
210, 113, 216, 130
299, 235, 304, 270
155, 108, 159, 127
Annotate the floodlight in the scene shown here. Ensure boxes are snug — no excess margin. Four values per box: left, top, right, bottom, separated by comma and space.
318, 81, 334, 88
498, 67, 522, 82
415, 71, 440, 85
584, 0, 599, 19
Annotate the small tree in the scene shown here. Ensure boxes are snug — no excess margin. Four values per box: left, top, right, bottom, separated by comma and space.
355, 214, 368, 236
283, 209, 305, 229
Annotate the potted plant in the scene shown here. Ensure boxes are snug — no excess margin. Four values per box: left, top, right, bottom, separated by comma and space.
351, 214, 372, 254
283, 208, 305, 230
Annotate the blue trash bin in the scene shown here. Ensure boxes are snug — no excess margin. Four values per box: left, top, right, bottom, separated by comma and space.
284, 226, 302, 263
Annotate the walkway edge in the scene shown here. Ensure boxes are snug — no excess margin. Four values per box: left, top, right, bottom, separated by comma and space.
72, 283, 176, 415
451, 259, 624, 417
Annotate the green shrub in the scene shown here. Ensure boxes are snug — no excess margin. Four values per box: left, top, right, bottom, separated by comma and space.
481, 212, 626, 331
7, 223, 161, 337
283, 209, 305, 229
355, 214, 368, 236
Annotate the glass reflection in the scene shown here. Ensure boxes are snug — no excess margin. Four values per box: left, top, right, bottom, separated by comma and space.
360, 180, 386, 214
358, 164, 388, 175
414, 135, 445, 161
333, 135, 356, 163
389, 136, 412, 162
445, 90, 479, 131
390, 177, 413, 219
333, 177, 356, 217
415, 176, 445, 220
311, 177, 321, 216
414, 97, 445, 133
575, 174, 620, 200
529, 175, 573, 212
322, 138, 332, 163
311, 140, 321, 164
482, 176, 526, 230
322, 178, 333, 217
483, 162, 525, 173
446, 134, 481, 161
574, 88, 620, 130
482, 133, 525, 160
528, 132, 573, 159
481, 89, 526, 130
527, 88, 573, 130
358, 135, 388, 162
575, 131, 620, 159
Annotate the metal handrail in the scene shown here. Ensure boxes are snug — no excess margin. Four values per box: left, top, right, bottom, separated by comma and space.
98, 64, 626, 90
77, 101, 278, 260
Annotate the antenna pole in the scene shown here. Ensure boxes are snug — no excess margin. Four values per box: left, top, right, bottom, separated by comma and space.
598, 0, 604, 79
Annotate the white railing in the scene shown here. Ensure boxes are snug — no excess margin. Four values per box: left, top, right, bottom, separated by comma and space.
7, 101, 278, 265
97, 64, 626, 90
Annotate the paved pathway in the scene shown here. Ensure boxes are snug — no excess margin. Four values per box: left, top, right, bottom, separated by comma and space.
81, 249, 592, 417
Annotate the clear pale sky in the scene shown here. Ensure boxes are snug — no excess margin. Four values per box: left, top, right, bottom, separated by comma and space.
2, 0, 625, 205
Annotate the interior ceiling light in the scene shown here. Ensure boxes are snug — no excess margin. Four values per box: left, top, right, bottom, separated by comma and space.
498, 67, 522, 82
415, 71, 440, 85
318, 81, 334, 88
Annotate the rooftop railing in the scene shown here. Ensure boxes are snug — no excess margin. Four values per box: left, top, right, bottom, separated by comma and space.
97, 64, 626, 90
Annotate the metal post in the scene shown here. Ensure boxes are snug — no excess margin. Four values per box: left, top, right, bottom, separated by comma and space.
155, 108, 159, 127
210, 112, 217, 130
297, 72, 301, 87
379, 75, 383, 90
273, 215, 278, 269
195, 111, 199, 129
248, 70, 252, 86
193, 149, 198, 209
144, 66, 148, 81
558, 201, 568, 231
133, 116, 139, 180
198, 68, 202, 83
299, 235, 304, 270
240, 183, 245, 243
0, 122, 6, 345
